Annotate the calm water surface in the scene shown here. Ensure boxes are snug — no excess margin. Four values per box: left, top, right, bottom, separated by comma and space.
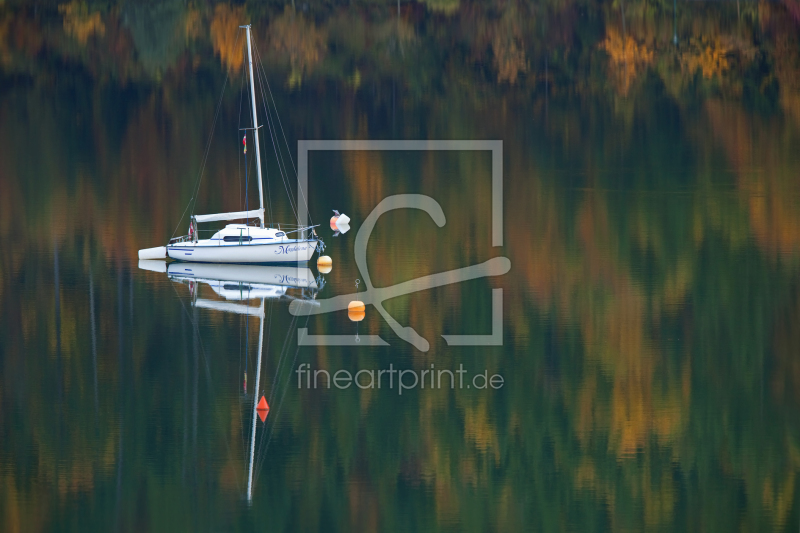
2, 1, 800, 531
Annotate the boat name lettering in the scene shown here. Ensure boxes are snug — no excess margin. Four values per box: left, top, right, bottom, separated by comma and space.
275, 245, 307, 255
275, 275, 307, 284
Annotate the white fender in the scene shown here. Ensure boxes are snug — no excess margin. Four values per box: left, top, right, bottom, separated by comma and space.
138, 246, 167, 260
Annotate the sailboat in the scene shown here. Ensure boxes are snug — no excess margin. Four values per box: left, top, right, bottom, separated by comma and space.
138, 25, 321, 264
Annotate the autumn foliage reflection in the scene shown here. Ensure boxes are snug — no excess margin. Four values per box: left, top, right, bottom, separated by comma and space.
210, 4, 245, 72
2, 0, 800, 530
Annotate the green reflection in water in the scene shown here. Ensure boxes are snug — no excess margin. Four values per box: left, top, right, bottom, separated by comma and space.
1, 0, 800, 531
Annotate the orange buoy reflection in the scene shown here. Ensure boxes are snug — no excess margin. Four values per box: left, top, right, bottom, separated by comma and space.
317, 255, 332, 274
256, 396, 270, 422
348, 300, 365, 321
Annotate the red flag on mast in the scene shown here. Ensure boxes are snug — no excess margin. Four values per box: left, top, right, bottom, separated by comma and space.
243, 134, 247, 154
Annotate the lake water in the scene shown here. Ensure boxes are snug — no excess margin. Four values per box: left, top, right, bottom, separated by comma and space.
2, 1, 800, 531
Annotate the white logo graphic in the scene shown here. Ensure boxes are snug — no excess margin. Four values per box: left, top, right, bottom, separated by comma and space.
291, 141, 508, 351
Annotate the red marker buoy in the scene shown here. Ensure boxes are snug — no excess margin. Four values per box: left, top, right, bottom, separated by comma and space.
257, 396, 269, 410
256, 396, 270, 422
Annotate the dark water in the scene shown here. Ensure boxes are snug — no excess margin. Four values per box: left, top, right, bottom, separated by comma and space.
3, 1, 800, 531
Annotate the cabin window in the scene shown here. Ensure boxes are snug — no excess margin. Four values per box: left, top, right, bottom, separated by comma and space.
275, 232, 285, 237
223, 236, 253, 242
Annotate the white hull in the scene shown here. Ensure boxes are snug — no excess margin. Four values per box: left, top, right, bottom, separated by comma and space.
166, 262, 317, 290
167, 239, 318, 263
168, 263, 319, 305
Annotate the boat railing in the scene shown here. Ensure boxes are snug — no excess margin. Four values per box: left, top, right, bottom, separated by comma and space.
169, 235, 191, 244
280, 224, 320, 239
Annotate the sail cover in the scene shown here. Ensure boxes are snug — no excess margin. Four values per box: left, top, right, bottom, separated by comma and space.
194, 209, 263, 224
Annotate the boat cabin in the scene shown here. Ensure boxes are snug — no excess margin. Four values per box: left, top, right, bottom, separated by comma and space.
209, 224, 287, 243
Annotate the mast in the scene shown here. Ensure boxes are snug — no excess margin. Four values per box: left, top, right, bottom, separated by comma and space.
246, 298, 266, 502
243, 25, 266, 229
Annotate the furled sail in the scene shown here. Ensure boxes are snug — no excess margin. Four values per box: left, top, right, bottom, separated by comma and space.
194, 209, 264, 224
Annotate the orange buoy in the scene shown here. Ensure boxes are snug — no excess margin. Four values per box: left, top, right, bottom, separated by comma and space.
317, 255, 332, 274
348, 301, 365, 312
257, 396, 269, 411
348, 300, 365, 322
256, 396, 270, 422
330, 216, 339, 230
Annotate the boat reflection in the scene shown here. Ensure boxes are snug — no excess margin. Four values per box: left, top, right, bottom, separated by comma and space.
138, 260, 322, 502
139, 260, 323, 306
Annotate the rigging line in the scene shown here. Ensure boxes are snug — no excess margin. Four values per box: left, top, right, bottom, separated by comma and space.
168, 201, 194, 242
252, 298, 278, 476
185, 30, 242, 226
246, 44, 279, 227
253, 329, 288, 479
251, 41, 305, 225
255, 302, 305, 474
243, 293, 254, 460
265, 109, 300, 227
249, 43, 274, 227
239, 297, 246, 462
264, 96, 299, 225
238, 40, 247, 214
257, 298, 276, 407
267, 310, 299, 406
264, 298, 275, 369
258, 72, 274, 228
168, 280, 243, 493
254, 306, 305, 479
252, 35, 298, 177
252, 49, 294, 207
245, 279, 249, 388
252, 47, 305, 226
258, 298, 275, 399
254, 309, 312, 487
253, 58, 299, 225
171, 31, 240, 241
265, 124, 273, 228
244, 41, 255, 227
244, 32, 279, 228
261, 76, 299, 222
242, 51, 257, 227
240, 287, 260, 464
252, 38, 313, 226
264, 105, 299, 224
244, 142, 257, 223
252, 297, 275, 475
253, 309, 300, 480
245, 137, 249, 224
